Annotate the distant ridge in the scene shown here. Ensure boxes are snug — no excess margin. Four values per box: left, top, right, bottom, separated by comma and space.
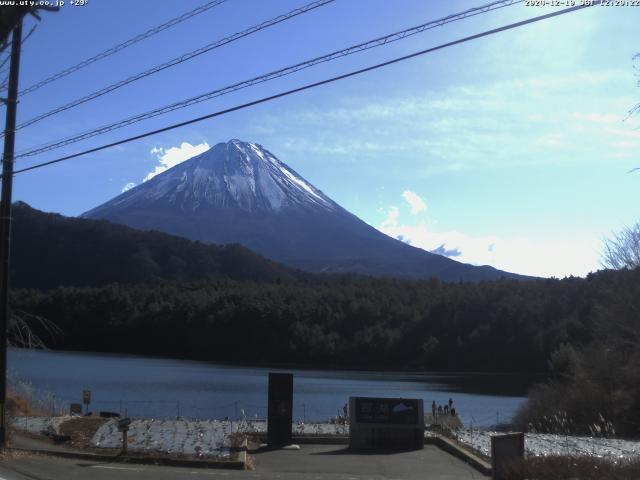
83, 139, 529, 282
10, 202, 302, 289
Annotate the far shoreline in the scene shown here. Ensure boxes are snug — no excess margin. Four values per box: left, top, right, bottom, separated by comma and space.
8, 346, 547, 377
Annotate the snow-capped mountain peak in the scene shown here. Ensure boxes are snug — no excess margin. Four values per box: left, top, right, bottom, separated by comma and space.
82, 139, 526, 282
90, 139, 336, 214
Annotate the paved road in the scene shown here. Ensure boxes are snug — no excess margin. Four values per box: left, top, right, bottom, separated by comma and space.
0, 444, 488, 480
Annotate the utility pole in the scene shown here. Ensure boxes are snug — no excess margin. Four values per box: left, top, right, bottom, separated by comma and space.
0, 19, 22, 448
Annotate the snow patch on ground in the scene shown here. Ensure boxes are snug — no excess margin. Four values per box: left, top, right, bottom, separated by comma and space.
11, 416, 71, 435
91, 420, 348, 458
92, 418, 245, 458
454, 429, 640, 460
14, 417, 640, 462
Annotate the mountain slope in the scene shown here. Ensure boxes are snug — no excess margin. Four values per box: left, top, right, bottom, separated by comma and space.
83, 139, 526, 281
10, 202, 302, 289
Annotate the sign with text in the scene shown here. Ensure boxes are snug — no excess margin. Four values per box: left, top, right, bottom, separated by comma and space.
267, 373, 293, 446
354, 397, 421, 425
70, 403, 82, 415
349, 397, 424, 450
82, 389, 91, 405
117, 417, 132, 432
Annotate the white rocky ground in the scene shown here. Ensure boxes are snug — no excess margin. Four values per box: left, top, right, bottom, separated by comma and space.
12, 417, 347, 458
13, 417, 640, 461
11, 415, 70, 435
454, 428, 640, 460
93, 418, 244, 458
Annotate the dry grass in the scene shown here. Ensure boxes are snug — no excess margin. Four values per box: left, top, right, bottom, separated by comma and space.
244, 453, 255, 470
0, 447, 33, 463
58, 417, 110, 449
6, 390, 48, 445
6, 391, 47, 418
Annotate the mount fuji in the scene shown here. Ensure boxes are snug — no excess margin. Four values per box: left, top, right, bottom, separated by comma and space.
83, 139, 524, 281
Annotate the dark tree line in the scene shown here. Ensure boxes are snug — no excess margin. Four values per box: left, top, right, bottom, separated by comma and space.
10, 268, 638, 376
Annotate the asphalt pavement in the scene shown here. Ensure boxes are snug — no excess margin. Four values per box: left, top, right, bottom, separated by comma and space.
0, 443, 488, 480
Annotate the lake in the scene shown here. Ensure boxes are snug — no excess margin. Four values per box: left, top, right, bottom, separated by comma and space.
8, 348, 541, 427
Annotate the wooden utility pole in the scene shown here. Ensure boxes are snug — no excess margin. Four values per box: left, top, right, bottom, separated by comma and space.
0, 19, 22, 448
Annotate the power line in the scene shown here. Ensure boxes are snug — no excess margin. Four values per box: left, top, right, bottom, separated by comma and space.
0, 24, 36, 93
12, 2, 597, 176
8, 0, 336, 135
0, 55, 10, 74
18, 0, 229, 97
15, 0, 524, 158
0, 66, 8, 89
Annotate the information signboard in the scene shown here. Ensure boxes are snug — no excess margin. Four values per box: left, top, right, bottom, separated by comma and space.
349, 396, 424, 450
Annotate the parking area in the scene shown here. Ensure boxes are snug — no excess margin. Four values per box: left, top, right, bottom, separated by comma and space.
250, 443, 489, 479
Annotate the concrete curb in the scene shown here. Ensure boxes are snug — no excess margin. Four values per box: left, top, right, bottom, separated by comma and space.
426, 435, 492, 476
10, 440, 247, 470
250, 434, 348, 445
294, 436, 348, 445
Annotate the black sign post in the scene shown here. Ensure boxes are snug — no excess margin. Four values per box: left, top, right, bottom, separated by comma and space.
267, 373, 293, 446
491, 433, 524, 480
117, 417, 132, 454
82, 389, 91, 415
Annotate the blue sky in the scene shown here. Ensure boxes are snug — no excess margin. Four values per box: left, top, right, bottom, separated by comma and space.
5, 0, 640, 278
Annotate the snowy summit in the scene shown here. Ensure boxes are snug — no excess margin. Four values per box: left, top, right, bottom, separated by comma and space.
90, 140, 336, 214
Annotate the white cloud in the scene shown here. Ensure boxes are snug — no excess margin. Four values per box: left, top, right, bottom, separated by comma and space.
121, 182, 136, 193
377, 207, 599, 278
572, 112, 622, 124
381, 206, 399, 228
144, 141, 210, 181
402, 190, 427, 215
604, 126, 640, 140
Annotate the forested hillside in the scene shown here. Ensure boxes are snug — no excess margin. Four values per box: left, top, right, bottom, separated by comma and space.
11, 268, 638, 373
10, 202, 303, 289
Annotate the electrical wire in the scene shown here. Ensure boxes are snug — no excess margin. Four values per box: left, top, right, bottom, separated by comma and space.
12, 2, 597, 176
0, 54, 11, 74
0, 24, 37, 93
18, 0, 229, 97
14, 0, 524, 158
8, 0, 336, 135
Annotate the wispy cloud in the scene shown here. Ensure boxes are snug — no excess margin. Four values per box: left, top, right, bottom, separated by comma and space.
572, 112, 623, 123
402, 190, 427, 215
144, 141, 210, 181
121, 182, 136, 193
254, 69, 638, 173
381, 205, 399, 228
430, 243, 461, 258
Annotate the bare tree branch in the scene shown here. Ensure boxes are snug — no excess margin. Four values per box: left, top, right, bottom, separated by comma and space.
7, 310, 62, 349
601, 222, 640, 270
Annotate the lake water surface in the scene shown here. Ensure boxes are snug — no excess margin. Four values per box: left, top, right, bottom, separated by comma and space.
8, 348, 540, 427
